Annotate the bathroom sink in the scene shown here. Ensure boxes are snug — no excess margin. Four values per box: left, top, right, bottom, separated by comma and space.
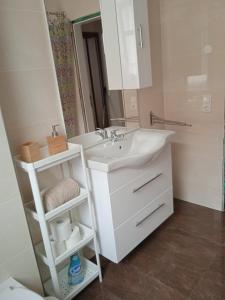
69, 127, 131, 149
86, 129, 174, 172
69, 130, 104, 148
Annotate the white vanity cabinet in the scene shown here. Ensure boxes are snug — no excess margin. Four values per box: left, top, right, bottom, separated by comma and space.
85, 144, 173, 263
100, 0, 152, 90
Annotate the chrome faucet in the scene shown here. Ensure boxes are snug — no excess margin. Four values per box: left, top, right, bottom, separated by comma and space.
110, 129, 125, 142
95, 128, 109, 140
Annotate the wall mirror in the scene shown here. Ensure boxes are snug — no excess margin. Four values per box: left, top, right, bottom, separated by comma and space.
44, 0, 125, 139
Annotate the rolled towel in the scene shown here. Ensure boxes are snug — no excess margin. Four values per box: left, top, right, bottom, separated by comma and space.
43, 178, 80, 212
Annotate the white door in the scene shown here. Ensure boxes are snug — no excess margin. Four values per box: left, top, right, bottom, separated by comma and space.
73, 24, 96, 132
100, 0, 123, 90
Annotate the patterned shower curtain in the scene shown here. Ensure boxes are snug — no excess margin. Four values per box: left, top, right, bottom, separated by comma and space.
47, 12, 77, 138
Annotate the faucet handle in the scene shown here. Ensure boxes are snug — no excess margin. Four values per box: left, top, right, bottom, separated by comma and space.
110, 129, 121, 136
96, 128, 108, 139
110, 129, 125, 142
110, 129, 117, 137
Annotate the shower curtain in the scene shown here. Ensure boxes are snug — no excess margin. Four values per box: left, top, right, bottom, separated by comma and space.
47, 12, 77, 138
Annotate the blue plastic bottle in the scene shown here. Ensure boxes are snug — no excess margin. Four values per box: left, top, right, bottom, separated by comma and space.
68, 253, 84, 285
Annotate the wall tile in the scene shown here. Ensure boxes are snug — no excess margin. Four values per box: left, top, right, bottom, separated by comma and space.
161, 0, 225, 210
0, 201, 31, 265
0, 0, 53, 292
59, 0, 100, 21
174, 176, 222, 211
172, 144, 222, 189
0, 68, 64, 151
0, 9, 52, 72
0, 247, 43, 294
123, 90, 138, 117
0, 109, 42, 291
160, 0, 208, 23
126, 121, 140, 128
0, 112, 20, 201
0, 0, 42, 11
138, 0, 164, 129
164, 92, 224, 129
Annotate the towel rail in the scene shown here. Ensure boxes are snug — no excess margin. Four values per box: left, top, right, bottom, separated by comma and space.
110, 117, 139, 123
150, 111, 192, 127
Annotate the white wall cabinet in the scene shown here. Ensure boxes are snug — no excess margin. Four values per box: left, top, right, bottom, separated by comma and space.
100, 0, 152, 90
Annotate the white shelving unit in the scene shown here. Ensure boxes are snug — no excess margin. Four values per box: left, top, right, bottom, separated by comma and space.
15, 143, 102, 300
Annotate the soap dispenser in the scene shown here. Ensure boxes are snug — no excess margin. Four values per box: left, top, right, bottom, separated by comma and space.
47, 125, 68, 155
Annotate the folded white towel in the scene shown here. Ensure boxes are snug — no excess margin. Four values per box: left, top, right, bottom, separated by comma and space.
43, 178, 80, 212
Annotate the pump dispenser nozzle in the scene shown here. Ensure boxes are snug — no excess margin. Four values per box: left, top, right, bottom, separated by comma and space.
47, 124, 68, 155
52, 124, 59, 137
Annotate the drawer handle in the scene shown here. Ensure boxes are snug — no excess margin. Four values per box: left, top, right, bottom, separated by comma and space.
138, 24, 143, 48
133, 173, 162, 193
136, 203, 165, 227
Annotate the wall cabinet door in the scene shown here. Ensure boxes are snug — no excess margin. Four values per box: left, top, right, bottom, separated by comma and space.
100, 0, 152, 90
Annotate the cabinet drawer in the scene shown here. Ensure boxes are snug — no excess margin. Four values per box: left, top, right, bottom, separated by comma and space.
110, 166, 172, 228
114, 188, 173, 263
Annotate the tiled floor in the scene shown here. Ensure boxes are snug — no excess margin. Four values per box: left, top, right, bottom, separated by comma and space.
76, 200, 225, 300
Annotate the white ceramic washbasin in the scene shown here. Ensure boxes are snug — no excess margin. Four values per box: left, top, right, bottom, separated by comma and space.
69, 127, 131, 149
86, 129, 174, 172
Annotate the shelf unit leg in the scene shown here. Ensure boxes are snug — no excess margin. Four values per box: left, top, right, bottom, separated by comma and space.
80, 146, 103, 283
27, 165, 61, 299
93, 235, 103, 282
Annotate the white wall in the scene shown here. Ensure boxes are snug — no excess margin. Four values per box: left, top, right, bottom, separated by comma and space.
0, 0, 65, 154
160, 0, 225, 210
0, 108, 42, 293
40, 0, 225, 212
45, 0, 100, 21
0, 0, 66, 292
44, 0, 62, 11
